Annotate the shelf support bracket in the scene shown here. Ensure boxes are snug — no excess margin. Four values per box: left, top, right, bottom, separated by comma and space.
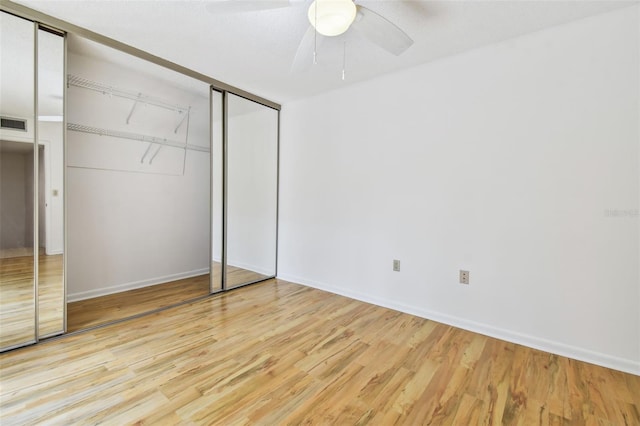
140, 142, 154, 164
174, 108, 190, 134
149, 145, 162, 165
126, 94, 142, 124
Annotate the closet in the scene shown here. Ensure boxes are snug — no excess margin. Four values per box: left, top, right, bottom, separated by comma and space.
0, 7, 280, 349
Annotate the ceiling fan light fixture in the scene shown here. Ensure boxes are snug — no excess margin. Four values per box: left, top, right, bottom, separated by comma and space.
308, 0, 357, 37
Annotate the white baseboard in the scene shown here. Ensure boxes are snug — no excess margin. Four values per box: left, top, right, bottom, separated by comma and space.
67, 268, 210, 302
277, 273, 640, 377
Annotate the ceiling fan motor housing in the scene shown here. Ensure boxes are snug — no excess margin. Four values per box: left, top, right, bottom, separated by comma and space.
308, 0, 357, 36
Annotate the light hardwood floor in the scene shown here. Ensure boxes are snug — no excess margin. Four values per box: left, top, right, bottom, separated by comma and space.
68, 263, 271, 332
1, 279, 638, 424
0, 255, 35, 348
212, 261, 273, 290
0, 253, 63, 347
67, 274, 210, 332
38, 253, 64, 337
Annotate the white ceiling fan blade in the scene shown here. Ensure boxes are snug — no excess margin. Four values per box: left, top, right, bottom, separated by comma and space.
351, 5, 414, 56
206, 0, 291, 14
290, 26, 324, 74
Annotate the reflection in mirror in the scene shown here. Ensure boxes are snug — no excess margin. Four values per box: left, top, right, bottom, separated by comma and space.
0, 12, 36, 349
37, 28, 65, 338
211, 90, 223, 292
65, 36, 211, 331
225, 94, 278, 289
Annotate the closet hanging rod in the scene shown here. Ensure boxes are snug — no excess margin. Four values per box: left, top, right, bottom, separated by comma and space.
67, 75, 189, 114
67, 123, 210, 153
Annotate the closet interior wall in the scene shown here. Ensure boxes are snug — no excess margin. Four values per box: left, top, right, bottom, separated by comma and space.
65, 35, 211, 304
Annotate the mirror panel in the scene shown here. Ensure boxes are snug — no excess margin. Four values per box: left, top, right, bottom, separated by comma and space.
37, 27, 65, 337
225, 93, 278, 289
211, 90, 223, 292
0, 12, 36, 349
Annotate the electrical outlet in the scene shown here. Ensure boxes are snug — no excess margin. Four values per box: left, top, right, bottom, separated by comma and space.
459, 270, 469, 284
393, 259, 401, 272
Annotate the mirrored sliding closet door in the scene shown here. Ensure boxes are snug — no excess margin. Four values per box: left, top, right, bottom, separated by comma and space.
37, 26, 65, 339
0, 12, 66, 350
223, 93, 278, 289
211, 90, 223, 292
0, 12, 36, 350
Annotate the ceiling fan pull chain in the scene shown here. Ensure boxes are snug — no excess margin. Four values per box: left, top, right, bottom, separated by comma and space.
342, 41, 347, 81
313, 1, 318, 65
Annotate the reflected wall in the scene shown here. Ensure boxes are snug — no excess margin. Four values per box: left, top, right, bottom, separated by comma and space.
224, 93, 278, 289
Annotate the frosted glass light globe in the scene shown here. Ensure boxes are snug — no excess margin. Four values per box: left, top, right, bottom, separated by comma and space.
308, 0, 357, 37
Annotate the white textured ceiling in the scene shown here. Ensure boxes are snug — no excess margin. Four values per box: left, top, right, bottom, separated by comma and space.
12, 0, 639, 104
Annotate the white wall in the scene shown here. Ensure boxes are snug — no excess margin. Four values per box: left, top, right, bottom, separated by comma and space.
279, 6, 640, 375
67, 49, 211, 301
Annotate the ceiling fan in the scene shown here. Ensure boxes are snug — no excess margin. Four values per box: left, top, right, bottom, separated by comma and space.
206, 0, 414, 73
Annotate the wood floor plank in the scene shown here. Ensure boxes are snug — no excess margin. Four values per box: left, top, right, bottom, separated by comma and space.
1, 279, 638, 425
67, 273, 210, 332
38, 253, 64, 337
0, 255, 36, 348
0, 252, 64, 347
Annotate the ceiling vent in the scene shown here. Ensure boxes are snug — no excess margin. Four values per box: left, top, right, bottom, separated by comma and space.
1, 117, 28, 132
